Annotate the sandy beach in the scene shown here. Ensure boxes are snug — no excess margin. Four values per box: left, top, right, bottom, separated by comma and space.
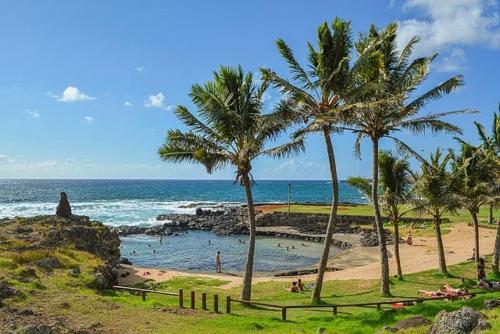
118, 223, 497, 289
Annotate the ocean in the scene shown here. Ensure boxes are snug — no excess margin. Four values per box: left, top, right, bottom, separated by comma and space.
0, 179, 366, 226
0, 179, 366, 272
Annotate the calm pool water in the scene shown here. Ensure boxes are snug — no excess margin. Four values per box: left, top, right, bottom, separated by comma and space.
120, 230, 341, 273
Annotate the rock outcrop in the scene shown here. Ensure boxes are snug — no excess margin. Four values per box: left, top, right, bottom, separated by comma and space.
55, 192, 72, 217
428, 307, 490, 334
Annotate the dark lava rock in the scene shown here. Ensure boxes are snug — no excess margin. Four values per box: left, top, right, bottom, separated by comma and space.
55, 192, 72, 218
484, 299, 500, 310
394, 316, 431, 330
0, 279, 21, 303
118, 257, 132, 265
91, 265, 117, 290
428, 307, 489, 334
68, 268, 80, 277
35, 257, 61, 271
34, 215, 120, 262
359, 229, 397, 247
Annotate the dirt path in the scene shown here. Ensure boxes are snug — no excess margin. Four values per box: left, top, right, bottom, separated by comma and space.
118, 223, 497, 289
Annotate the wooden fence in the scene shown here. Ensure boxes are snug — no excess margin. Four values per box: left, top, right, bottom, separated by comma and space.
113, 286, 482, 321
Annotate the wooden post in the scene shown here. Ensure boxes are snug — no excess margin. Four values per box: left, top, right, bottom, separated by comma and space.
376, 303, 381, 311
333, 306, 337, 316
190, 291, 195, 309
214, 294, 219, 313
201, 293, 207, 310
178, 289, 184, 308
226, 296, 231, 314
141, 291, 146, 301
281, 307, 287, 321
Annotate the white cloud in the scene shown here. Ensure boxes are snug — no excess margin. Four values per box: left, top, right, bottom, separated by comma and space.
83, 116, 94, 123
136, 66, 145, 72
124, 101, 133, 107
26, 110, 41, 119
145, 92, 166, 109
438, 48, 468, 72
0, 154, 15, 164
397, 0, 500, 70
54, 86, 96, 103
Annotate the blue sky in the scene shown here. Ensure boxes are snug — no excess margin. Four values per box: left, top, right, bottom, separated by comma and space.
0, 0, 498, 180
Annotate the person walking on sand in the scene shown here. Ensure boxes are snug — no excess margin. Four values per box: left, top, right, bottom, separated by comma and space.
215, 251, 222, 273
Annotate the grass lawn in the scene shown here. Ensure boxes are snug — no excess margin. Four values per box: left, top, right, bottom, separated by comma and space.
266, 203, 498, 225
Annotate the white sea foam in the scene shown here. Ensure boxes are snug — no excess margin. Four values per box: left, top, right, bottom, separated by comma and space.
0, 200, 242, 227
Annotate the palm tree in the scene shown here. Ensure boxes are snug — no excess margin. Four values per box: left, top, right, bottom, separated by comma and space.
450, 142, 499, 263
414, 149, 460, 275
261, 18, 368, 302
378, 152, 413, 279
158, 66, 304, 301
344, 23, 468, 295
348, 151, 413, 280
472, 110, 499, 225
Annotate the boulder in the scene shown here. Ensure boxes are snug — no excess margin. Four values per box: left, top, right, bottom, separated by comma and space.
55, 192, 72, 218
91, 265, 117, 290
0, 279, 21, 304
428, 307, 489, 334
35, 257, 61, 271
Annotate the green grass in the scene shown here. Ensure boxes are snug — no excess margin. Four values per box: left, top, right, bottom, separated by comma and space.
268, 203, 498, 225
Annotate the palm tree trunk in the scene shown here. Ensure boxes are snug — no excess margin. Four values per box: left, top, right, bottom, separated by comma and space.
311, 127, 339, 303
371, 138, 390, 296
240, 173, 257, 301
471, 209, 480, 263
489, 202, 494, 225
492, 219, 500, 275
392, 210, 403, 280
435, 216, 448, 275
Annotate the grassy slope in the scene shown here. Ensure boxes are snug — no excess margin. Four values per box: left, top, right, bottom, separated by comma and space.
3, 242, 500, 333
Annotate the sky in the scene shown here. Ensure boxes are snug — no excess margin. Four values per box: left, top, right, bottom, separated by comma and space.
0, 0, 498, 180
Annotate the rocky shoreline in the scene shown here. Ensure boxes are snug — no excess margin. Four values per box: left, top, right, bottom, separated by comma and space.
113, 206, 423, 250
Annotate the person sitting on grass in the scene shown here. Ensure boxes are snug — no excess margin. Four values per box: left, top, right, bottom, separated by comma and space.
478, 279, 500, 289
297, 279, 305, 291
284, 281, 299, 293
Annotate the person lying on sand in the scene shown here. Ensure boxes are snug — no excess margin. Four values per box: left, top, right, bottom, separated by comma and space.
478, 279, 500, 289
284, 281, 299, 293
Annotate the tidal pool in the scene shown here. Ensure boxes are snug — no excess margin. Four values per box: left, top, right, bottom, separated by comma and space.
120, 230, 342, 273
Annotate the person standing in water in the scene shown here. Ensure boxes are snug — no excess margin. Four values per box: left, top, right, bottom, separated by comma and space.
215, 251, 222, 273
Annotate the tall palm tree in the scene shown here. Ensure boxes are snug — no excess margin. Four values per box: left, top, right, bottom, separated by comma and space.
261, 18, 368, 302
348, 151, 413, 280
158, 66, 304, 301
345, 23, 468, 295
414, 149, 460, 275
450, 142, 499, 263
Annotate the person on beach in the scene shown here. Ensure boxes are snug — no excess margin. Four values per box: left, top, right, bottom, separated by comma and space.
215, 251, 222, 273
406, 231, 413, 245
